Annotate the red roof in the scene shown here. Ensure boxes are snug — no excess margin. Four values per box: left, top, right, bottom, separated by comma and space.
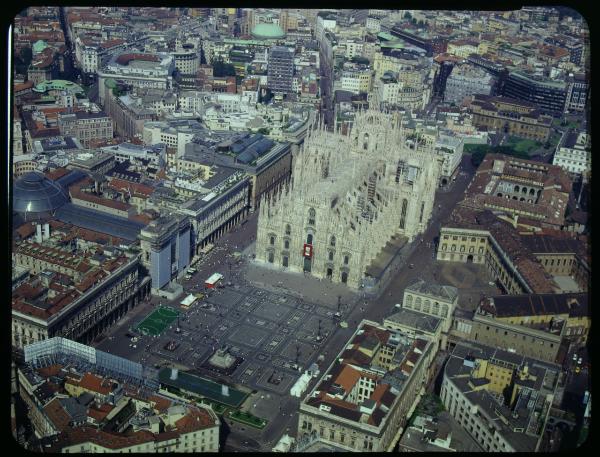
334, 365, 361, 393
75, 372, 113, 395
14, 81, 34, 92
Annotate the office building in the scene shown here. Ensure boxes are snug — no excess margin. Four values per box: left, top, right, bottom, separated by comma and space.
444, 64, 494, 105
502, 71, 567, 116
139, 215, 192, 291
268, 46, 295, 95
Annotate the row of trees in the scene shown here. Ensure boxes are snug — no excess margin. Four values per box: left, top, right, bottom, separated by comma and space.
403, 11, 426, 27
212, 57, 236, 77
468, 144, 529, 167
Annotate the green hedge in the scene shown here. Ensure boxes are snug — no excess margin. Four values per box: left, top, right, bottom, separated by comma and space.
229, 410, 268, 429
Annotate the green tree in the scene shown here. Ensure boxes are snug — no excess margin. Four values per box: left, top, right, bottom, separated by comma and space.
470, 144, 529, 167
350, 56, 369, 65
404, 11, 412, 19
212, 57, 236, 77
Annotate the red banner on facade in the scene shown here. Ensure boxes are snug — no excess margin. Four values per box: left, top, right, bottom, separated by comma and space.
303, 244, 313, 258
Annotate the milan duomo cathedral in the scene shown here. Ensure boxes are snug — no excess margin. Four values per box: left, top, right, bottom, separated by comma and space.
255, 110, 443, 289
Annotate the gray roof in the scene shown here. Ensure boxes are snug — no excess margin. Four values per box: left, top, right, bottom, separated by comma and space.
405, 279, 458, 302
385, 308, 442, 334
13, 172, 70, 216
56, 170, 88, 189
60, 397, 87, 423
54, 203, 146, 242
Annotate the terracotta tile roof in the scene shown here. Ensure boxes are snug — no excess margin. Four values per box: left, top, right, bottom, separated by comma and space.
71, 188, 132, 212
44, 398, 71, 432
99, 38, 125, 49
14, 81, 34, 92
174, 407, 216, 431
87, 404, 114, 422
340, 348, 371, 366
74, 372, 113, 396
148, 395, 172, 413
334, 364, 361, 393
76, 269, 108, 293
406, 350, 420, 366
371, 384, 390, 405
37, 364, 64, 379
45, 167, 71, 181
108, 178, 154, 197
62, 426, 156, 450
16, 222, 36, 240
380, 389, 396, 408
414, 338, 428, 351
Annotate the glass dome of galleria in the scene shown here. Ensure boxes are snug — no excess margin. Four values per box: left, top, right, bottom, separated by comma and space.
13, 172, 69, 216
251, 23, 285, 39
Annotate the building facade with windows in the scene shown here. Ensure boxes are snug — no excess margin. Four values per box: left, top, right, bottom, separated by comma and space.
12, 248, 149, 349
97, 52, 175, 104
255, 110, 442, 289
297, 320, 434, 452
501, 71, 566, 116
268, 46, 295, 95
396, 279, 458, 349
469, 95, 552, 143
139, 215, 192, 291
552, 130, 590, 178
441, 341, 560, 452
58, 111, 114, 148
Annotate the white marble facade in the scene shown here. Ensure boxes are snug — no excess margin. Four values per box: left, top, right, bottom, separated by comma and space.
255, 110, 442, 289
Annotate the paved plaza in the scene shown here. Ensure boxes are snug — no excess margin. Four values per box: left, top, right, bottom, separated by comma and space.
92, 159, 496, 451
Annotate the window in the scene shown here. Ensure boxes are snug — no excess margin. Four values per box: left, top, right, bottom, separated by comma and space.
270, 236, 275, 245
285, 224, 291, 235
308, 208, 316, 225
284, 240, 290, 249
268, 252, 274, 263
330, 236, 336, 247
344, 255, 349, 265
329, 251, 334, 261
307, 233, 313, 244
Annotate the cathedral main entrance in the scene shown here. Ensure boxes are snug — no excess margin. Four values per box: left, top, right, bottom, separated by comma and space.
303, 257, 312, 272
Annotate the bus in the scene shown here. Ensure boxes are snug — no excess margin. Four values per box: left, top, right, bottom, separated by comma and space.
200, 244, 215, 255
205, 273, 224, 289
180, 294, 197, 309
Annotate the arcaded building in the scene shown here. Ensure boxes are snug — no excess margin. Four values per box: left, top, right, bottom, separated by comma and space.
255, 110, 442, 289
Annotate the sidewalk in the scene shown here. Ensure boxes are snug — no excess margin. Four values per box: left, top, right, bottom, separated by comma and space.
243, 261, 359, 308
